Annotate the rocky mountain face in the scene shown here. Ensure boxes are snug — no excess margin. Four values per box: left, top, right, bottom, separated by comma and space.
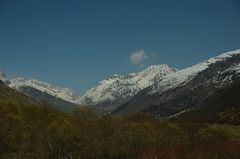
16, 86, 79, 111
0, 80, 37, 106
174, 81, 240, 124
8, 78, 80, 103
78, 64, 176, 112
0, 71, 6, 79
0, 71, 8, 83
0, 75, 81, 110
113, 50, 240, 119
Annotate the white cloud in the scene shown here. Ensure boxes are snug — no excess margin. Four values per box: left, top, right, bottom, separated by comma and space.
129, 49, 148, 65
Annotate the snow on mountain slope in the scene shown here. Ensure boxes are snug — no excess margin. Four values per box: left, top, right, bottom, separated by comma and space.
0, 71, 6, 79
78, 64, 176, 106
112, 49, 240, 116
0, 71, 8, 83
225, 63, 240, 74
150, 49, 240, 94
8, 78, 80, 103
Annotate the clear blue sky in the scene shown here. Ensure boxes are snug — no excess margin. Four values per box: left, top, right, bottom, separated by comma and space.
0, 0, 240, 94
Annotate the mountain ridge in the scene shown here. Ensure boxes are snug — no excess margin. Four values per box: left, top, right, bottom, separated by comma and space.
113, 49, 240, 118
78, 64, 177, 111
1, 49, 240, 115
0, 74, 81, 110
8, 77, 80, 103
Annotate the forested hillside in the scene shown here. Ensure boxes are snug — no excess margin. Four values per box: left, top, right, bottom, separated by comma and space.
1, 81, 240, 159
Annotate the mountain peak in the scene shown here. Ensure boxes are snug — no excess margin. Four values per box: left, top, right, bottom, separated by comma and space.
113, 49, 240, 116
0, 71, 6, 79
78, 63, 176, 110
8, 77, 80, 103
146, 64, 171, 69
150, 49, 240, 94
143, 64, 176, 72
106, 74, 123, 80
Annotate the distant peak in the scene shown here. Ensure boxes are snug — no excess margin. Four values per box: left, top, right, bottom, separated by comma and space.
143, 64, 177, 72
0, 71, 6, 79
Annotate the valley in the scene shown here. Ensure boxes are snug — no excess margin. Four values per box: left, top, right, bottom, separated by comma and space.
1, 49, 240, 159
1, 1, 240, 158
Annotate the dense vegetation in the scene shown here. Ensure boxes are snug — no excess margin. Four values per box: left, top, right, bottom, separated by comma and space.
1, 81, 240, 159
1, 101, 240, 159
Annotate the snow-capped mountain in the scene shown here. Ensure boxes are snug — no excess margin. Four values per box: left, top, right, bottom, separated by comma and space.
113, 49, 240, 116
149, 49, 240, 94
0, 71, 81, 110
0, 71, 8, 83
78, 64, 176, 111
0, 71, 6, 79
8, 78, 80, 104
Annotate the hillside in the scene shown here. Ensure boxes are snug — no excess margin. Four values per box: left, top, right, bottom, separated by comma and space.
0, 75, 81, 111
113, 50, 240, 121
79, 64, 176, 111
0, 80, 37, 106
174, 81, 240, 124
8, 78, 80, 103
0, 87, 240, 159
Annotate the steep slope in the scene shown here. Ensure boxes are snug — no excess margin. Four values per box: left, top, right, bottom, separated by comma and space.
78, 64, 176, 111
173, 81, 240, 124
0, 80, 37, 106
0, 73, 81, 110
113, 49, 240, 116
150, 49, 240, 94
0, 71, 6, 79
8, 78, 80, 103
16, 86, 79, 111
0, 71, 8, 83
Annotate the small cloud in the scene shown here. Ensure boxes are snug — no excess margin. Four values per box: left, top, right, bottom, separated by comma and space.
129, 49, 148, 65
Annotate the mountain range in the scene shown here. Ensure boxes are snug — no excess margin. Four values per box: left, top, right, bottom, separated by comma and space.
78, 64, 176, 112
0, 73, 80, 111
1, 49, 240, 121
113, 49, 240, 122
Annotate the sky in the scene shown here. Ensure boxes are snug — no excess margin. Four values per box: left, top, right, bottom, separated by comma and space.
0, 0, 240, 94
